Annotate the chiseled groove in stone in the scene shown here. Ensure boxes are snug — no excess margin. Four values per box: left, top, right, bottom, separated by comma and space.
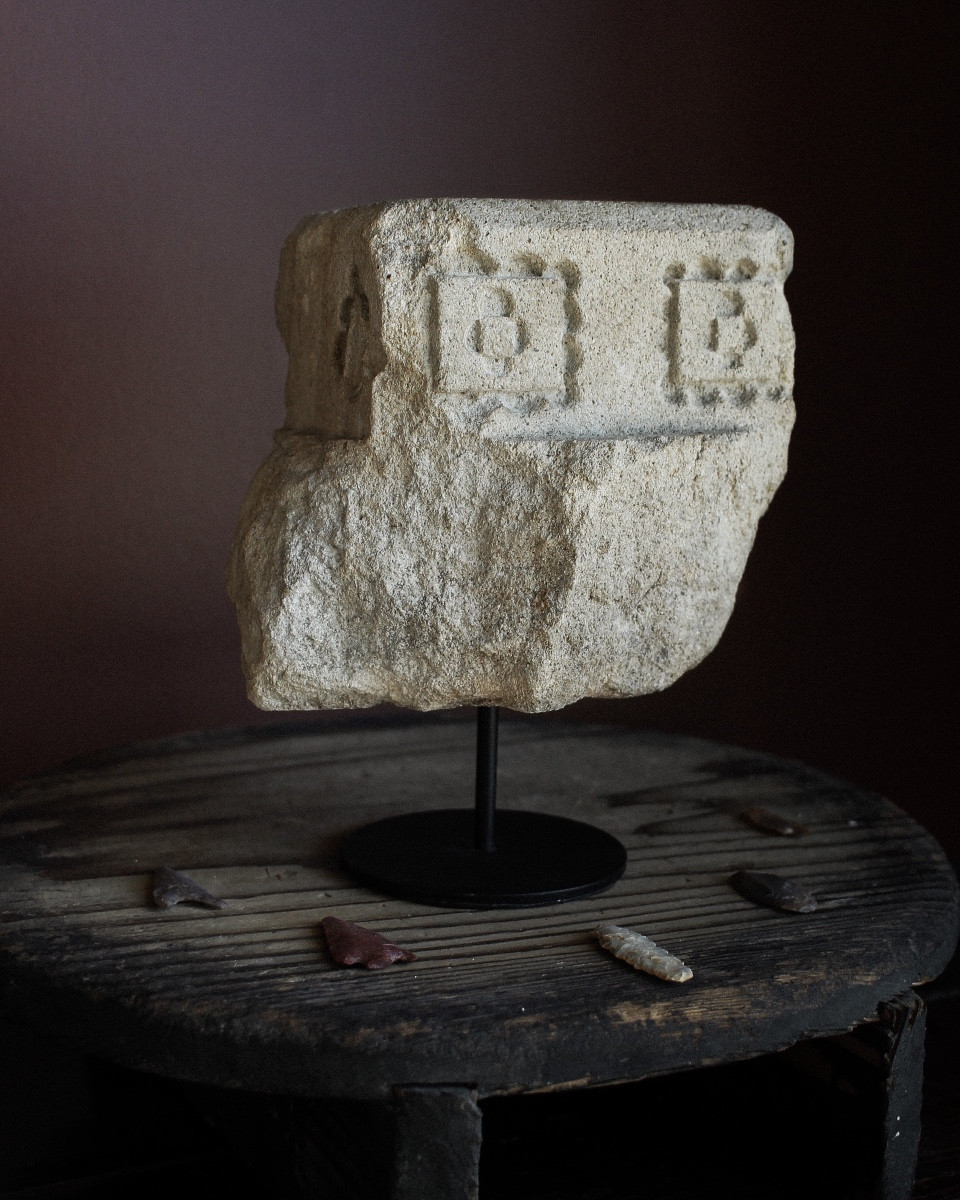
494, 424, 750, 442
228, 199, 795, 712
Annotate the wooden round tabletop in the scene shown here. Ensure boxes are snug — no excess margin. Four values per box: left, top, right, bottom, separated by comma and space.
1, 717, 957, 1101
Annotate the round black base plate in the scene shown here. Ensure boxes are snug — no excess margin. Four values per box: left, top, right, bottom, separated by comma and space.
339, 809, 627, 909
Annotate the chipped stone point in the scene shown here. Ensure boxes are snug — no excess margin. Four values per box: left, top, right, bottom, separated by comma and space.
729, 869, 817, 914
596, 923, 693, 982
740, 807, 804, 836
228, 199, 795, 712
152, 866, 226, 910
320, 916, 417, 969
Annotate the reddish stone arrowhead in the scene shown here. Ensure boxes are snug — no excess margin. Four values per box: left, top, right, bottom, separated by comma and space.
320, 916, 417, 969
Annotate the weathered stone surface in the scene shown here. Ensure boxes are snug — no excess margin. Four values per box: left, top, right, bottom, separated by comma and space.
228, 199, 795, 712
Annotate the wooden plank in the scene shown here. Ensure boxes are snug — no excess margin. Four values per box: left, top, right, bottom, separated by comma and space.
876, 991, 926, 1200
393, 1086, 481, 1200
0, 719, 957, 1102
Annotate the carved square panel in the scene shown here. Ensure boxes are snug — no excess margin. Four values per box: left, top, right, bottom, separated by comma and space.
433, 275, 566, 396
674, 280, 788, 385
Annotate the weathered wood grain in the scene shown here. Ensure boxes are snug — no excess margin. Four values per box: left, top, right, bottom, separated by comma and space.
0, 718, 957, 1104
877, 991, 926, 1200
393, 1086, 481, 1200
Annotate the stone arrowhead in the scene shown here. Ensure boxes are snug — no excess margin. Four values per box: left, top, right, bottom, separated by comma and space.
228, 199, 795, 712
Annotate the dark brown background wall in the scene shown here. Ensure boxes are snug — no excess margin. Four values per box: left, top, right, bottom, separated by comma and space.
1, 2, 955, 852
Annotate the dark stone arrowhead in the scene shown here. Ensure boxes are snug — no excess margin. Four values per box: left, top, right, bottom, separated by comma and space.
152, 866, 227, 910
729, 869, 817, 914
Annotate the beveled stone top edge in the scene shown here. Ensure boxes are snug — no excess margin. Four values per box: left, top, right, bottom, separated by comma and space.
292, 197, 792, 239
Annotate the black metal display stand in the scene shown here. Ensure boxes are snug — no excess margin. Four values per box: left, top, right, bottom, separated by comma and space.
338, 707, 627, 908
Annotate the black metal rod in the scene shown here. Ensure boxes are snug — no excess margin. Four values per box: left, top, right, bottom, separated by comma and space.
474, 706, 499, 853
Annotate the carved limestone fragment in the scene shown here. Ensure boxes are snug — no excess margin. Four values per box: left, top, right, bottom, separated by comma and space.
320, 916, 417, 969
596, 922, 693, 982
229, 199, 795, 712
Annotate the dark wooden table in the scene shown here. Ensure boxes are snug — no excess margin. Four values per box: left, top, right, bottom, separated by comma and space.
1, 717, 957, 1199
